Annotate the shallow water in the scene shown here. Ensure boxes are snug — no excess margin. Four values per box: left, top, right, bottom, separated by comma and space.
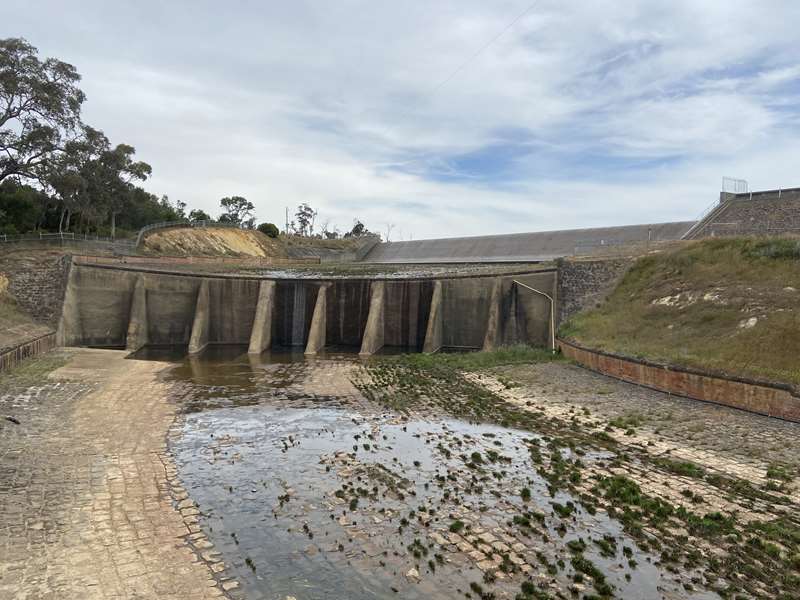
161, 346, 717, 600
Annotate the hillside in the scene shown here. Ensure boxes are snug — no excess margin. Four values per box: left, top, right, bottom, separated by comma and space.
143, 227, 288, 257
560, 237, 800, 386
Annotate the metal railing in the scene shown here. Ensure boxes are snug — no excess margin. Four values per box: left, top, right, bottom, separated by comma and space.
722, 176, 749, 194
513, 280, 556, 353
0, 231, 135, 246
681, 199, 729, 240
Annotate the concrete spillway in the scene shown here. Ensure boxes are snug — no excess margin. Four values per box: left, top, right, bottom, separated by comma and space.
57, 264, 557, 356
362, 221, 695, 263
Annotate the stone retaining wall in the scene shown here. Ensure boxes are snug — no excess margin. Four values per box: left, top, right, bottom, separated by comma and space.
1, 252, 71, 326
0, 333, 57, 374
559, 339, 800, 422
688, 188, 800, 239
556, 257, 632, 325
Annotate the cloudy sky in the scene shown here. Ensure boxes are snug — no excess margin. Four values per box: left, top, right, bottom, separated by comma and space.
6, 1, 800, 239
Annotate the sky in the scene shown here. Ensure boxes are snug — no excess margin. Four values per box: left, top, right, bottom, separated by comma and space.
5, 1, 800, 240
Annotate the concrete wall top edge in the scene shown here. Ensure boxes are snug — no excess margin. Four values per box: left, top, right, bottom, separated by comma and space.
559, 338, 799, 397
71, 262, 558, 283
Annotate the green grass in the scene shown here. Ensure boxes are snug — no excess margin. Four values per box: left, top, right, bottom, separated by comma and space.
0, 292, 35, 329
398, 345, 561, 372
653, 458, 706, 479
0, 349, 67, 387
559, 237, 800, 385
357, 346, 563, 429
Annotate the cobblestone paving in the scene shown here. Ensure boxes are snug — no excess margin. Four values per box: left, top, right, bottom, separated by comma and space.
482, 362, 800, 520
0, 349, 232, 600
491, 361, 800, 471
2, 349, 799, 599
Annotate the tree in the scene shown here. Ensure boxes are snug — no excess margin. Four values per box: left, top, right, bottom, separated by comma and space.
189, 208, 211, 222
44, 127, 103, 233
344, 219, 375, 238
218, 196, 254, 227
257, 222, 279, 238
96, 142, 152, 238
293, 203, 317, 237
0, 38, 85, 183
45, 126, 151, 236
0, 179, 47, 234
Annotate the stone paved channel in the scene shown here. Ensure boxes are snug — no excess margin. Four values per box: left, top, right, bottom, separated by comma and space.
0, 349, 231, 600
1, 349, 799, 599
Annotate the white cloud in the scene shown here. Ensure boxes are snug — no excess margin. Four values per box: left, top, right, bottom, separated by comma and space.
3, 0, 800, 239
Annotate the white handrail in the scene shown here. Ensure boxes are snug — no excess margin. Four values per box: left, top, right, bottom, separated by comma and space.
513, 280, 556, 353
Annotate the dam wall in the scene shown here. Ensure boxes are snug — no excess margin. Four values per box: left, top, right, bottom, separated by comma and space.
57, 264, 557, 356
362, 222, 694, 264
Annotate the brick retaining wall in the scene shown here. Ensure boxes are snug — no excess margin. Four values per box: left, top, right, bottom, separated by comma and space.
0, 333, 57, 374
559, 339, 800, 422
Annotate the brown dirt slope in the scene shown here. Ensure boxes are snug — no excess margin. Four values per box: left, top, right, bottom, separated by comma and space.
143, 227, 288, 257
559, 237, 800, 386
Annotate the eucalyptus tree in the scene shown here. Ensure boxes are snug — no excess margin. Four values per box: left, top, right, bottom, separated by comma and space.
219, 196, 255, 227
0, 38, 85, 183
46, 126, 151, 235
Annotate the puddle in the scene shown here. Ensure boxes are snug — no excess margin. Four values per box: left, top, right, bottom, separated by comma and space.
166, 351, 717, 600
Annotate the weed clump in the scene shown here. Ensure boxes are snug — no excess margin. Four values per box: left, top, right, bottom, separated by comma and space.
654, 458, 706, 479
449, 520, 465, 534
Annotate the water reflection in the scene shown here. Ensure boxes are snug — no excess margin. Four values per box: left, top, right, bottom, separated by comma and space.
162, 350, 715, 600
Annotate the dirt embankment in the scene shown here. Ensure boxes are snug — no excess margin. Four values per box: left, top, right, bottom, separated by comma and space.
142, 227, 373, 260
143, 227, 288, 257
560, 237, 800, 386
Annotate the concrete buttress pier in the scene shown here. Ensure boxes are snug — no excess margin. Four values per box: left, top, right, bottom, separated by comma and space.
359, 281, 386, 356
304, 284, 330, 356
248, 280, 276, 354
188, 280, 210, 355
482, 279, 502, 351
126, 276, 148, 352
423, 281, 444, 353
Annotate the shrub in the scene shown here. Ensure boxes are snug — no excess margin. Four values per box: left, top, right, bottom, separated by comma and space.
257, 222, 280, 238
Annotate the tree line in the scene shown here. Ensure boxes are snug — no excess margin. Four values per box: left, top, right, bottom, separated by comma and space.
0, 38, 376, 240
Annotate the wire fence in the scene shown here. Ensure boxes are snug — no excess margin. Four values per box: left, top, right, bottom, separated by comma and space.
722, 176, 749, 194
0, 232, 136, 246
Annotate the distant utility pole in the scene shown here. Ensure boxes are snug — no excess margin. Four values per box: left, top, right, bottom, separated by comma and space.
285, 207, 289, 234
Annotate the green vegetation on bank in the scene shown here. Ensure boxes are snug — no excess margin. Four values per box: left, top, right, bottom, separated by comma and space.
559, 237, 800, 385
357, 345, 562, 426
399, 345, 560, 372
